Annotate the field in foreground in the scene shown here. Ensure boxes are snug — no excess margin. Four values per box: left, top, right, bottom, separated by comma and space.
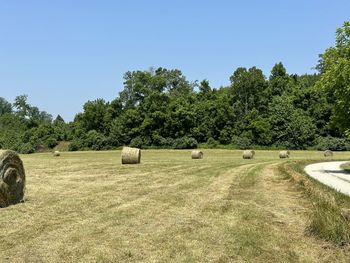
1, 150, 350, 262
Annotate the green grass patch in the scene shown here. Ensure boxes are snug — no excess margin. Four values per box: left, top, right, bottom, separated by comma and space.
280, 161, 350, 245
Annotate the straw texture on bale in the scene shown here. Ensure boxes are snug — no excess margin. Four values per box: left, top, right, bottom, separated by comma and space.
279, 150, 289, 159
0, 150, 26, 208
191, 150, 203, 159
242, 150, 254, 159
53, 151, 60, 157
324, 150, 333, 157
121, 147, 141, 164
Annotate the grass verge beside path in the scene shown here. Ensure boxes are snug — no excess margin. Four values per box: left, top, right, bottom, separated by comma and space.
341, 162, 350, 172
280, 161, 350, 246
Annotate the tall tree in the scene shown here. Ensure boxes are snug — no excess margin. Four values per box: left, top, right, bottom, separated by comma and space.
230, 67, 268, 115
315, 21, 350, 134
0, 97, 12, 116
74, 99, 109, 133
13, 95, 30, 119
269, 62, 290, 96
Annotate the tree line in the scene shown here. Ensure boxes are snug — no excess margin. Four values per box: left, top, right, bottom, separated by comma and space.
1, 22, 350, 153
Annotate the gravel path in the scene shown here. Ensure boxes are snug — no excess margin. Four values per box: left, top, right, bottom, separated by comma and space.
304, 161, 350, 196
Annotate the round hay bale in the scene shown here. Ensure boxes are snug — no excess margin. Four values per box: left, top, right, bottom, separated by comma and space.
242, 150, 254, 159
53, 151, 60, 157
121, 147, 141, 164
324, 150, 333, 157
279, 150, 289, 159
0, 150, 26, 208
191, 150, 203, 159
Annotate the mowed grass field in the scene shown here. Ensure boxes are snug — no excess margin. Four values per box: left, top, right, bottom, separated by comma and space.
1, 150, 350, 262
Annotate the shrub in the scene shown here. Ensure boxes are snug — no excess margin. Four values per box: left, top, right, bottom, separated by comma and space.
275, 141, 294, 150
84, 130, 101, 147
91, 137, 108, 151
173, 136, 197, 149
206, 137, 218, 148
172, 138, 184, 149
151, 133, 165, 146
68, 140, 82, 151
35, 144, 45, 152
231, 136, 252, 149
142, 136, 152, 146
129, 136, 143, 148
76, 130, 109, 150
316, 136, 349, 151
46, 137, 58, 149
218, 128, 232, 144
186, 137, 198, 149
18, 143, 35, 154
161, 137, 174, 147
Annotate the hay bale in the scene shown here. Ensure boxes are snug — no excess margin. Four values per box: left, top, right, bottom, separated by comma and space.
53, 151, 60, 157
279, 150, 289, 159
324, 150, 333, 157
242, 150, 254, 159
191, 150, 203, 159
121, 147, 141, 164
0, 150, 26, 208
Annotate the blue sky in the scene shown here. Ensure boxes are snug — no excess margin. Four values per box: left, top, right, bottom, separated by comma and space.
1, 1, 349, 121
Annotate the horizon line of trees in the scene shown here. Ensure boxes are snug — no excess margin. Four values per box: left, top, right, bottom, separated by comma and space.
1, 22, 350, 153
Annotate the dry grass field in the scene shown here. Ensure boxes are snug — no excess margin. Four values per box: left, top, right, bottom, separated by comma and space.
1, 150, 350, 262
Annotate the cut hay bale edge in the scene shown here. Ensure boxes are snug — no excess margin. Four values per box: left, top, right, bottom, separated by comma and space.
243, 150, 254, 159
191, 150, 203, 159
0, 150, 26, 208
279, 150, 290, 159
121, 147, 141, 164
324, 150, 333, 157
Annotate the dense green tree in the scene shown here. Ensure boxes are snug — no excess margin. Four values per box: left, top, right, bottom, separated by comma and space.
289, 74, 333, 136
230, 67, 268, 116
0, 97, 12, 116
0, 113, 26, 150
13, 95, 30, 119
74, 99, 109, 133
269, 62, 290, 96
52, 115, 71, 141
199, 79, 211, 94
316, 22, 350, 134
53, 115, 65, 124
246, 114, 272, 146
107, 108, 144, 146
104, 98, 123, 124
120, 70, 155, 109
268, 96, 316, 148
13, 95, 52, 126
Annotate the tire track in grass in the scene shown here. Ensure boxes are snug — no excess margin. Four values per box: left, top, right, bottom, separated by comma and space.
195, 161, 348, 262
202, 161, 272, 203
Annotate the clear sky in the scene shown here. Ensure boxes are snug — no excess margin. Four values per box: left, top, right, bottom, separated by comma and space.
1, 1, 349, 121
